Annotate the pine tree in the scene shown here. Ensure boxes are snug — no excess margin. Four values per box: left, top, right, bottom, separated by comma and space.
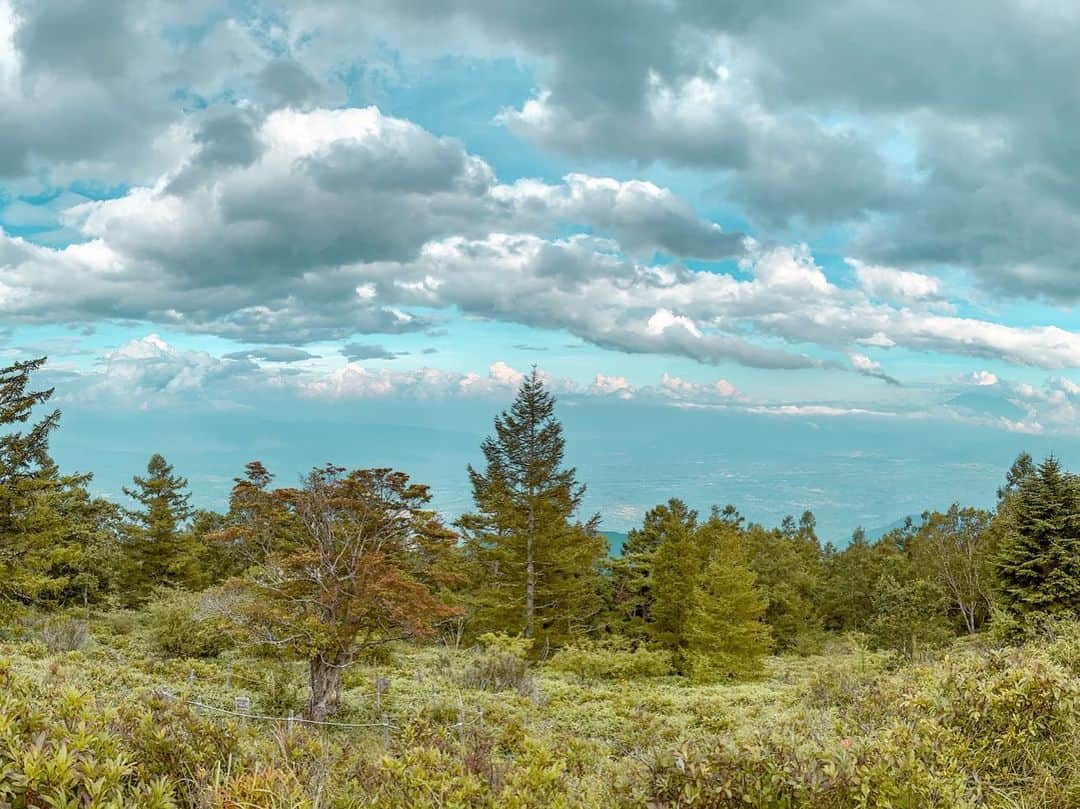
610, 499, 697, 637
683, 520, 771, 681
122, 453, 196, 600
648, 501, 703, 652
458, 369, 604, 647
1, 358, 65, 606
995, 455, 1080, 619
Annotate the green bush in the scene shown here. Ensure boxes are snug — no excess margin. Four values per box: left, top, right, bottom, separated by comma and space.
546, 639, 672, 681
142, 588, 234, 658
459, 633, 535, 693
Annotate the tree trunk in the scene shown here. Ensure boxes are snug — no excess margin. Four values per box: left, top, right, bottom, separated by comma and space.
525, 519, 535, 639
308, 653, 344, 721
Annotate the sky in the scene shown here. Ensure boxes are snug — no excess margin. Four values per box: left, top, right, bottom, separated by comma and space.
4, 0, 1080, 542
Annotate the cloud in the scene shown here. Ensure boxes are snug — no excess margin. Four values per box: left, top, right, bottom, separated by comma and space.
961, 370, 999, 387
286, 0, 1080, 301
223, 347, 320, 363
847, 352, 900, 386
590, 374, 633, 398
341, 342, 397, 361
302, 360, 531, 400
66, 334, 262, 410
847, 259, 941, 304
8, 0, 1080, 303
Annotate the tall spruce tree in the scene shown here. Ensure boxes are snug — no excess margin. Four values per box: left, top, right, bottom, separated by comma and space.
458, 369, 604, 647
683, 521, 771, 681
123, 453, 196, 599
995, 455, 1080, 619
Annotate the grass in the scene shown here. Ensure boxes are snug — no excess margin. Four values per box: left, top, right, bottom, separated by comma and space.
0, 613, 1077, 807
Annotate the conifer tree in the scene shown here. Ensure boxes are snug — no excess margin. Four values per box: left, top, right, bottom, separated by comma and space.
458, 369, 604, 647
611, 498, 697, 637
995, 455, 1080, 619
743, 514, 825, 652
0, 358, 121, 609
648, 501, 703, 651
122, 453, 196, 599
683, 519, 771, 681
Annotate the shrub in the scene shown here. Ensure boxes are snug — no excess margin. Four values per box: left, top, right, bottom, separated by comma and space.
546, 639, 672, 681
459, 633, 534, 693
142, 588, 234, 658
35, 614, 90, 652
256, 664, 305, 717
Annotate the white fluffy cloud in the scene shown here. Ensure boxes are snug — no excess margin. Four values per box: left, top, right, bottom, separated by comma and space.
847, 259, 941, 303
962, 370, 999, 387
4, 102, 1080, 381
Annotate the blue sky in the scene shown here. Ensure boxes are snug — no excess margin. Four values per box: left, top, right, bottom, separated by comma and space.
5, 0, 1080, 540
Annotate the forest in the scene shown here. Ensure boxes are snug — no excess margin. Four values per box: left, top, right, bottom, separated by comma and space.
1, 355, 1078, 808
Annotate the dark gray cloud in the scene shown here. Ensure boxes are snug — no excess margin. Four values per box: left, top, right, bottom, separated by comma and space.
301, 0, 1080, 300
223, 346, 320, 363
167, 109, 264, 194
256, 59, 324, 109
341, 342, 397, 361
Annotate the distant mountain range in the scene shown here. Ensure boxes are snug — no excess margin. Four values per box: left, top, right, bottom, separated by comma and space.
601, 518, 916, 557
601, 531, 628, 556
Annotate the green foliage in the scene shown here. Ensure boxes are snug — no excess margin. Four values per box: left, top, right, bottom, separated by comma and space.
996, 455, 1080, 621
633, 641, 1080, 808
644, 500, 702, 651
868, 575, 953, 658
0, 358, 121, 611
460, 632, 535, 693
819, 526, 908, 633
546, 638, 672, 681
610, 499, 697, 639
142, 588, 233, 658
458, 370, 606, 648
682, 523, 772, 682
122, 454, 197, 602
742, 513, 825, 653
907, 504, 996, 634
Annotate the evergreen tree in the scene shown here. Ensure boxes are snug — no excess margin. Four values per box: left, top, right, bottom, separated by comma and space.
122, 454, 196, 600
0, 358, 121, 609
995, 456, 1080, 619
743, 514, 825, 652
683, 519, 771, 681
818, 526, 907, 633
0, 358, 59, 491
5, 463, 122, 608
998, 451, 1035, 502
458, 370, 604, 647
611, 498, 697, 637
649, 501, 704, 652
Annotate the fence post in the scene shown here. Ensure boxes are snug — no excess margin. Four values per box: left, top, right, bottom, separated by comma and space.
286, 711, 295, 735
457, 697, 466, 752
381, 713, 390, 751
374, 675, 389, 714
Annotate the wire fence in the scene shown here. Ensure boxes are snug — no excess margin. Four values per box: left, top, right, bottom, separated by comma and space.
156, 673, 488, 753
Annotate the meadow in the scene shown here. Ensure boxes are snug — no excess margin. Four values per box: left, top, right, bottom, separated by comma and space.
1, 610, 1077, 808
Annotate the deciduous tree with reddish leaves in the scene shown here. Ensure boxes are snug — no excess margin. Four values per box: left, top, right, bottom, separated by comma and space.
216, 462, 460, 720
